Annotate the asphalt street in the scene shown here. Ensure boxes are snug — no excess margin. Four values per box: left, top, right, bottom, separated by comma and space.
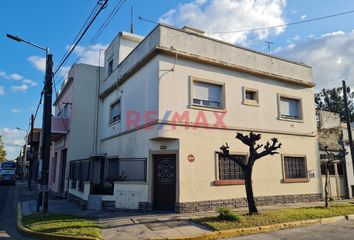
228, 220, 354, 240
0, 185, 33, 240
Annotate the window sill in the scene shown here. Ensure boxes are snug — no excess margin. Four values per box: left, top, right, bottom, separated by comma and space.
189, 105, 227, 112
214, 180, 245, 186
277, 117, 304, 123
242, 100, 259, 107
282, 178, 309, 183
109, 120, 120, 127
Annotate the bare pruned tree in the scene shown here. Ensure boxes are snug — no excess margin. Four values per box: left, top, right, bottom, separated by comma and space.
219, 132, 281, 215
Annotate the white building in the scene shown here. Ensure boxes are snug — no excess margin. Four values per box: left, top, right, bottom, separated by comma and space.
49, 63, 102, 198
67, 25, 322, 212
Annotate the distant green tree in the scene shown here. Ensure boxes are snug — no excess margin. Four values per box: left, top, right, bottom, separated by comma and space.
315, 87, 354, 121
0, 135, 6, 162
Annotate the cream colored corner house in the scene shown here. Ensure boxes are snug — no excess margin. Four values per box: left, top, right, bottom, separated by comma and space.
68, 24, 322, 212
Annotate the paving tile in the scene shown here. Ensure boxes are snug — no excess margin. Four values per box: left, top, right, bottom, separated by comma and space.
21, 201, 32, 216
154, 228, 185, 238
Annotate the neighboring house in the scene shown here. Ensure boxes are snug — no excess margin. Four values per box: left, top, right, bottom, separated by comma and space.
49, 63, 102, 197
317, 110, 348, 199
68, 24, 322, 212
341, 123, 354, 198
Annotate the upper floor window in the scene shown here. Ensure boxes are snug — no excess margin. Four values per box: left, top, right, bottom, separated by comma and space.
108, 59, 113, 76
279, 95, 302, 120
243, 87, 259, 106
110, 100, 121, 124
192, 80, 224, 109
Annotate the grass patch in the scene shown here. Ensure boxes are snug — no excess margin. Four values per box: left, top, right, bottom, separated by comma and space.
195, 204, 354, 230
217, 207, 242, 222
22, 213, 101, 238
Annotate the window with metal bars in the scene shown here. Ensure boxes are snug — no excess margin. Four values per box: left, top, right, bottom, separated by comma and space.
283, 156, 307, 179
218, 154, 245, 180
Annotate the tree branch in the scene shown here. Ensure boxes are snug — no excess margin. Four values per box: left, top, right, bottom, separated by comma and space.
256, 138, 282, 160
219, 143, 246, 168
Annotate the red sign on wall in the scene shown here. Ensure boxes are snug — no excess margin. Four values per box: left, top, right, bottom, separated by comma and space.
187, 154, 195, 162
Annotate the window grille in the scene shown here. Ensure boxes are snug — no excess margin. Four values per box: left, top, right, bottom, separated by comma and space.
284, 156, 307, 178
89, 157, 147, 195
218, 154, 245, 180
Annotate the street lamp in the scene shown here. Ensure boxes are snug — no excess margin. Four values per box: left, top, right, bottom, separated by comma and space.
7, 33, 53, 213
6, 34, 48, 54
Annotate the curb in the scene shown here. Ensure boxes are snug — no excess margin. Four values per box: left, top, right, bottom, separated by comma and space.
147, 216, 351, 240
16, 202, 100, 240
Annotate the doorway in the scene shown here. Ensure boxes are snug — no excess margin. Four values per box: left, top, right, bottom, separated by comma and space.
59, 149, 67, 196
153, 154, 176, 211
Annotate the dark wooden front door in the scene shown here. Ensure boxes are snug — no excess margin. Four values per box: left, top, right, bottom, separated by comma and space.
153, 154, 176, 211
59, 149, 67, 196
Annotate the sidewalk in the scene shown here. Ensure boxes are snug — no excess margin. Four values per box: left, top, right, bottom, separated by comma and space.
17, 184, 353, 240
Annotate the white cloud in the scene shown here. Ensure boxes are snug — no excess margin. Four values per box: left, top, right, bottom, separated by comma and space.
23, 79, 38, 87
71, 43, 108, 66
159, 0, 287, 45
321, 31, 345, 38
8, 73, 23, 81
27, 55, 46, 73
0, 70, 37, 89
0, 128, 26, 160
11, 84, 29, 93
300, 14, 306, 20
277, 30, 354, 90
11, 108, 21, 113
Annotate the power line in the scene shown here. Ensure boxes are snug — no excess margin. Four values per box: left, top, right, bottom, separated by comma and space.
53, 0, 109, 76
212, 9, 354, 34
34, 88, 44, 121
52, 0, 128, 133
53, 0, 127, 89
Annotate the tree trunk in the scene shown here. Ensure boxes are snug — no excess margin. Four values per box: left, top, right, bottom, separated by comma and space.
325, 165, 329, 208
244, 169, 258, 214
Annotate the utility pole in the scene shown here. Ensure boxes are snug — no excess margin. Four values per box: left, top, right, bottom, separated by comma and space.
342, 80, 354, 174
28, 114, 34, 190
40, 53, 53, 213
6, 33, 52, 213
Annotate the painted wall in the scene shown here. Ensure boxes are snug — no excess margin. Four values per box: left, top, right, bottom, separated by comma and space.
158, 55, 317, 135
50, 64, 101, 194
101, 32, 144, 94
49, 78, 73, 193
68, 64, 102, 161
159, 25, 313, 84
99, 57, 159, 140
155, 54, 320, 203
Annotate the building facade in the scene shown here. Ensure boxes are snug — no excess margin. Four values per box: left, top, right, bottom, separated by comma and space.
67, 25, 322, 212
49, 63, 102, 197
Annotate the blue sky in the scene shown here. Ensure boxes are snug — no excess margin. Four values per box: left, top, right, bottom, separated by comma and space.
1, 0, 354, 159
